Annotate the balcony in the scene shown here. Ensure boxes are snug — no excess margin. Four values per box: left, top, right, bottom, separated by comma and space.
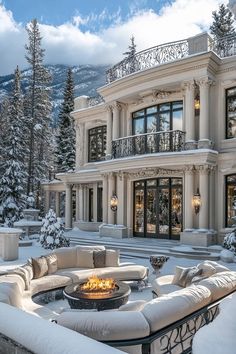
106, 34, 236, 84
112, 130, 185, 159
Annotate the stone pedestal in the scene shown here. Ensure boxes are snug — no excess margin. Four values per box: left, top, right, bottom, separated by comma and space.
180, 229, 217, 247
23, 209, 40, 221
0, 228, 23, 261
99, 224, 128, 238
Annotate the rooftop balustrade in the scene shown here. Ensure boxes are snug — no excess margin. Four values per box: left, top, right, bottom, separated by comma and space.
106, 34, 236, 84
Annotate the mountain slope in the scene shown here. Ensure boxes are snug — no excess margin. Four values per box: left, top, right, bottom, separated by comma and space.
0, 64, 108, 125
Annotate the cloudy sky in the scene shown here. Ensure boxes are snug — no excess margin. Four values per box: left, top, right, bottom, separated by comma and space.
0, 0, 231, 76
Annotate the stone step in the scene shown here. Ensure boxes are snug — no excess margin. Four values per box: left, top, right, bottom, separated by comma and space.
69, 237, 220, 261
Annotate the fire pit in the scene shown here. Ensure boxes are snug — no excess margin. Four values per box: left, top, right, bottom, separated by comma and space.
63, 276, 131, 311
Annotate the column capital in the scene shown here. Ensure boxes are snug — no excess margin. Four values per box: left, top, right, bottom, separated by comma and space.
184, 165, 195, 174
195, 165, 211, 174
111, 101, 122, 112
196, 77, 214, 88
181, 80, 195, 92
105, 104, 113, 112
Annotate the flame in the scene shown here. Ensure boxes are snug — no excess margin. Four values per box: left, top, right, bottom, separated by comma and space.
80, 276, 116, 293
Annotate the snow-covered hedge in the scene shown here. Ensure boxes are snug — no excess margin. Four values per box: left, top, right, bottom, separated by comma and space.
223, 228, 236, 255
40, 209, 70, 249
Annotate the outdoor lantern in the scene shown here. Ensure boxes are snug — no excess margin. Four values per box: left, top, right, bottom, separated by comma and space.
194, 95, 200, 111
193, 188, 201, 214
110, 194, 118, 211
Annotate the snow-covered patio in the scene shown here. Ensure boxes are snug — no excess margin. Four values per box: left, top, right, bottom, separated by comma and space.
0, 234, 236, 354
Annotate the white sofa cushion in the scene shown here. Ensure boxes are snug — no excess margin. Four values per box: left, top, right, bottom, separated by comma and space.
198, 271, 236, 301
0, 281, 23, 308
45, 254, 58, 274
106, 249, 120, 267
77, 249, 94, 268
30, 274, 72, 296
142, 285, 211, 333
53, 247, 77, 269
57, 311, 150, 341
152, 275, 182, 296
118, 300, 146, 311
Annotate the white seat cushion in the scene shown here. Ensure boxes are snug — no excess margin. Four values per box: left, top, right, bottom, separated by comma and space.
152, 275, 182, 296
198, 271, 236, 301
142, 285, 211, 333
30, 274, 72, 295
57, 311, 150, 341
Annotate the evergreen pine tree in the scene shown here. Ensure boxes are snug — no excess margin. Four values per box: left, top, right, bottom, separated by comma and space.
0, 97, 10, 177
210, 4, 236, 55
0, 66, 27, 226
40, 208, 70, 249
123, 36, 137, 74
55, 68, 75, 172
24, 19, 52, 202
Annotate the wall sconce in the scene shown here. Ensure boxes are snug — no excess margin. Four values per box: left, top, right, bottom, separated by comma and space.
193, 188, 201, 214
110, 194, 118, 211
194, 94, 200, 111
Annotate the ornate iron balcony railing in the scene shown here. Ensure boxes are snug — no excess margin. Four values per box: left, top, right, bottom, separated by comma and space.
106, 35, 236, 84
112, 130, 185, 159
210, 34, 236, 58
106, 39, 189, 83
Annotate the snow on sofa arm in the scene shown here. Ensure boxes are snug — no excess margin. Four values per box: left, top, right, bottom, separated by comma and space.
0, 302, 125, 354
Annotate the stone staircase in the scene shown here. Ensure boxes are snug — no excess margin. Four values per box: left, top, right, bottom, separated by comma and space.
66, 229, 221, 261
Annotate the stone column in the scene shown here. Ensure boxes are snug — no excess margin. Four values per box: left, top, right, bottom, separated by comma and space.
117, 172, 127, 226
65, 184, 72, 229
55, 191, 60, 217
45, 190, 50, 213
102, 174, 108, 223
199, 166, 209, 229
75, 122, 83, 169
106, 105, 113, 158
78, 185, 84, 220
184, 167, 194, 229
198, 77, 212, 148
182, 80, 196, 149
83, 186, 88, 222
75, 185, 80, 221
108, 173, 116, 224
112, 102, 121, 140
126, 178, 133, 236
93, 183, 98, 222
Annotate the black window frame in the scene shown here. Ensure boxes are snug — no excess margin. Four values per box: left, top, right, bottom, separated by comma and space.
88, 125, 107, 162
132, 101, 183, 135
225, 174, 236, 227
226, 87, 236, 139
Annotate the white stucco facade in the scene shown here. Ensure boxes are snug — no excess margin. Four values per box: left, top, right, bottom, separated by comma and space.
43, 33, 236, 245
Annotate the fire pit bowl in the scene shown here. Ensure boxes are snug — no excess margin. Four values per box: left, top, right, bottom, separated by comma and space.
63, 279, 131, 311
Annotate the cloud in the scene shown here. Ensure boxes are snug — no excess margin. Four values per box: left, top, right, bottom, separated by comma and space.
0, 0, 229, 76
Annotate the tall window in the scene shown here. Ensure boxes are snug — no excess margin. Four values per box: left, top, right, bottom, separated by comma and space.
132, 101, 183, 135
226, 87, 236, 139
88, 126, 107, 162
226, 174, 236, 227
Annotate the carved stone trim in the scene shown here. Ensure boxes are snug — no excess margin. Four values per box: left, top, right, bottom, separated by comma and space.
125, 167, 184, 180
112, 102, 122, 112
196, 77, 214, 88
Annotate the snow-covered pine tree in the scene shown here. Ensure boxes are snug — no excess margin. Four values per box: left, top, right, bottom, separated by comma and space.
0, 97, 10, 178
24, 19, 52, 204
210, 4, 236, 55
123, 35, 137, 74
55, 68, 75, 172
0, 66, 27, 226
40, 208, 70, 249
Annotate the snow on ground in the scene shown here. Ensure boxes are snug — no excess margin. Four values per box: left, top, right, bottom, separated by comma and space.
192, 292, 236, 354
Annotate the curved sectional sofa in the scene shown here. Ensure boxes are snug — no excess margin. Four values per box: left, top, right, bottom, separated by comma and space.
0, 246, 236, 354
0, 245, 148, 319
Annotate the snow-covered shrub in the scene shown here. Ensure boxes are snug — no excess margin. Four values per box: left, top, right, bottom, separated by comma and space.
40, 209, 70, 249
223, 228, 236, 254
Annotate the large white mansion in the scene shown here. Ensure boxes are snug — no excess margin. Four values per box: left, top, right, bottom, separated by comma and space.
43, 32, 236, 246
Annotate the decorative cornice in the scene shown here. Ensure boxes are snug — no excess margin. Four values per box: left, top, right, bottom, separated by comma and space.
125, 167, 184, 179
152, 89, 179, 100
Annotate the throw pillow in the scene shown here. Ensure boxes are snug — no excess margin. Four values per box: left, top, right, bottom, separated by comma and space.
178, 267, 202, 287
22, 260, 34, 280
31, 256, 48, 279
172, 266, 185, 285
93, 250, 106, 268
77, 249, 94, 268
105, 249, 120, 267
45, 254, 58, 274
